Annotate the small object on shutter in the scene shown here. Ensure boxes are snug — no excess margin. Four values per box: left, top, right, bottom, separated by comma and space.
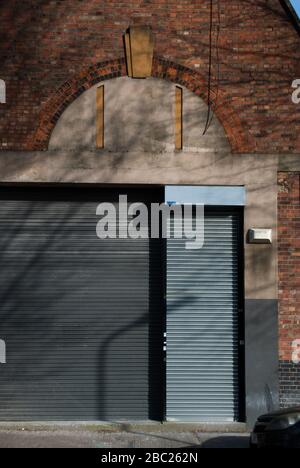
0, 339, 5, 364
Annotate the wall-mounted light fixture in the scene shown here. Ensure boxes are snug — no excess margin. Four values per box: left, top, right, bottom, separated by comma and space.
247, 228, 273, 244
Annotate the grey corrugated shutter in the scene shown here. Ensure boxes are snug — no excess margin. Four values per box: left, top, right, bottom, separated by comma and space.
166, 209, 241, 422
0, 187, 164, 421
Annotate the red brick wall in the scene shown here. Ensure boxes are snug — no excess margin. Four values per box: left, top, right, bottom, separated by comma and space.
0, 0, 300, 152
278, 172, 300, 407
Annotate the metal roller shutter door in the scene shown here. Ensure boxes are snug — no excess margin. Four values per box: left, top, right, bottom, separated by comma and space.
166, 208, 242, 422
0, 187, 164, 421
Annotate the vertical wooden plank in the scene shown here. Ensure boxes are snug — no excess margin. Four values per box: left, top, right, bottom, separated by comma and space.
124, 32, 133, 77
96, 85, 104, 149
175, 86, 183, 150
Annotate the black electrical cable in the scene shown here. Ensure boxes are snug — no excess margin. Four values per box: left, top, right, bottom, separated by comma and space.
208, 0, 221, 130
203, 0, 221, 135
203, 0, 214, 135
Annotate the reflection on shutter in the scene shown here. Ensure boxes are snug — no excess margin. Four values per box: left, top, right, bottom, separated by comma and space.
166, 209, 241, 422
0, 187, 164, 422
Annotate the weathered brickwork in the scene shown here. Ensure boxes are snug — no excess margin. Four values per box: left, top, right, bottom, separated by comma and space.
279, 362, 300, 407
0, 0, 300, 152
278, 172, 300, 407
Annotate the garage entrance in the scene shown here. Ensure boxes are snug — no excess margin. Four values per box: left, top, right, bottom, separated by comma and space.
0, 185, 244, 422
165, 186, 245, 423
0, 185, 165, 421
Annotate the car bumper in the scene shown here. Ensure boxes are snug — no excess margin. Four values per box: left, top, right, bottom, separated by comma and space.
251, 430, 298, 448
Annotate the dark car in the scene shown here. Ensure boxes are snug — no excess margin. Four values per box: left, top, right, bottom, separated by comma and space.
251, 407, 300, 448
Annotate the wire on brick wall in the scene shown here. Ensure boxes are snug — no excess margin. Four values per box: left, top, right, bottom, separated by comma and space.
203, 0, 221, 135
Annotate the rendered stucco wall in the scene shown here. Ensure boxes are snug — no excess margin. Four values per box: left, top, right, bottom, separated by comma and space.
49, 77, 230, 154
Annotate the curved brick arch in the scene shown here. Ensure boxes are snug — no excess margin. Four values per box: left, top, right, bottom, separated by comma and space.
32, 57, 252, 153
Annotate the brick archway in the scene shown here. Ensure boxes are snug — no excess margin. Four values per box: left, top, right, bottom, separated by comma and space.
32, 57, 252, 153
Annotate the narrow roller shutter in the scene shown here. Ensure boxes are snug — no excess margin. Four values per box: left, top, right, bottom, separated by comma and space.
166, 208, 241, 422
0, 187, 164, 421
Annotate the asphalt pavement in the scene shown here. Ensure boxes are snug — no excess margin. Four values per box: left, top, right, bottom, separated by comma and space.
0, 427, 250, 448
